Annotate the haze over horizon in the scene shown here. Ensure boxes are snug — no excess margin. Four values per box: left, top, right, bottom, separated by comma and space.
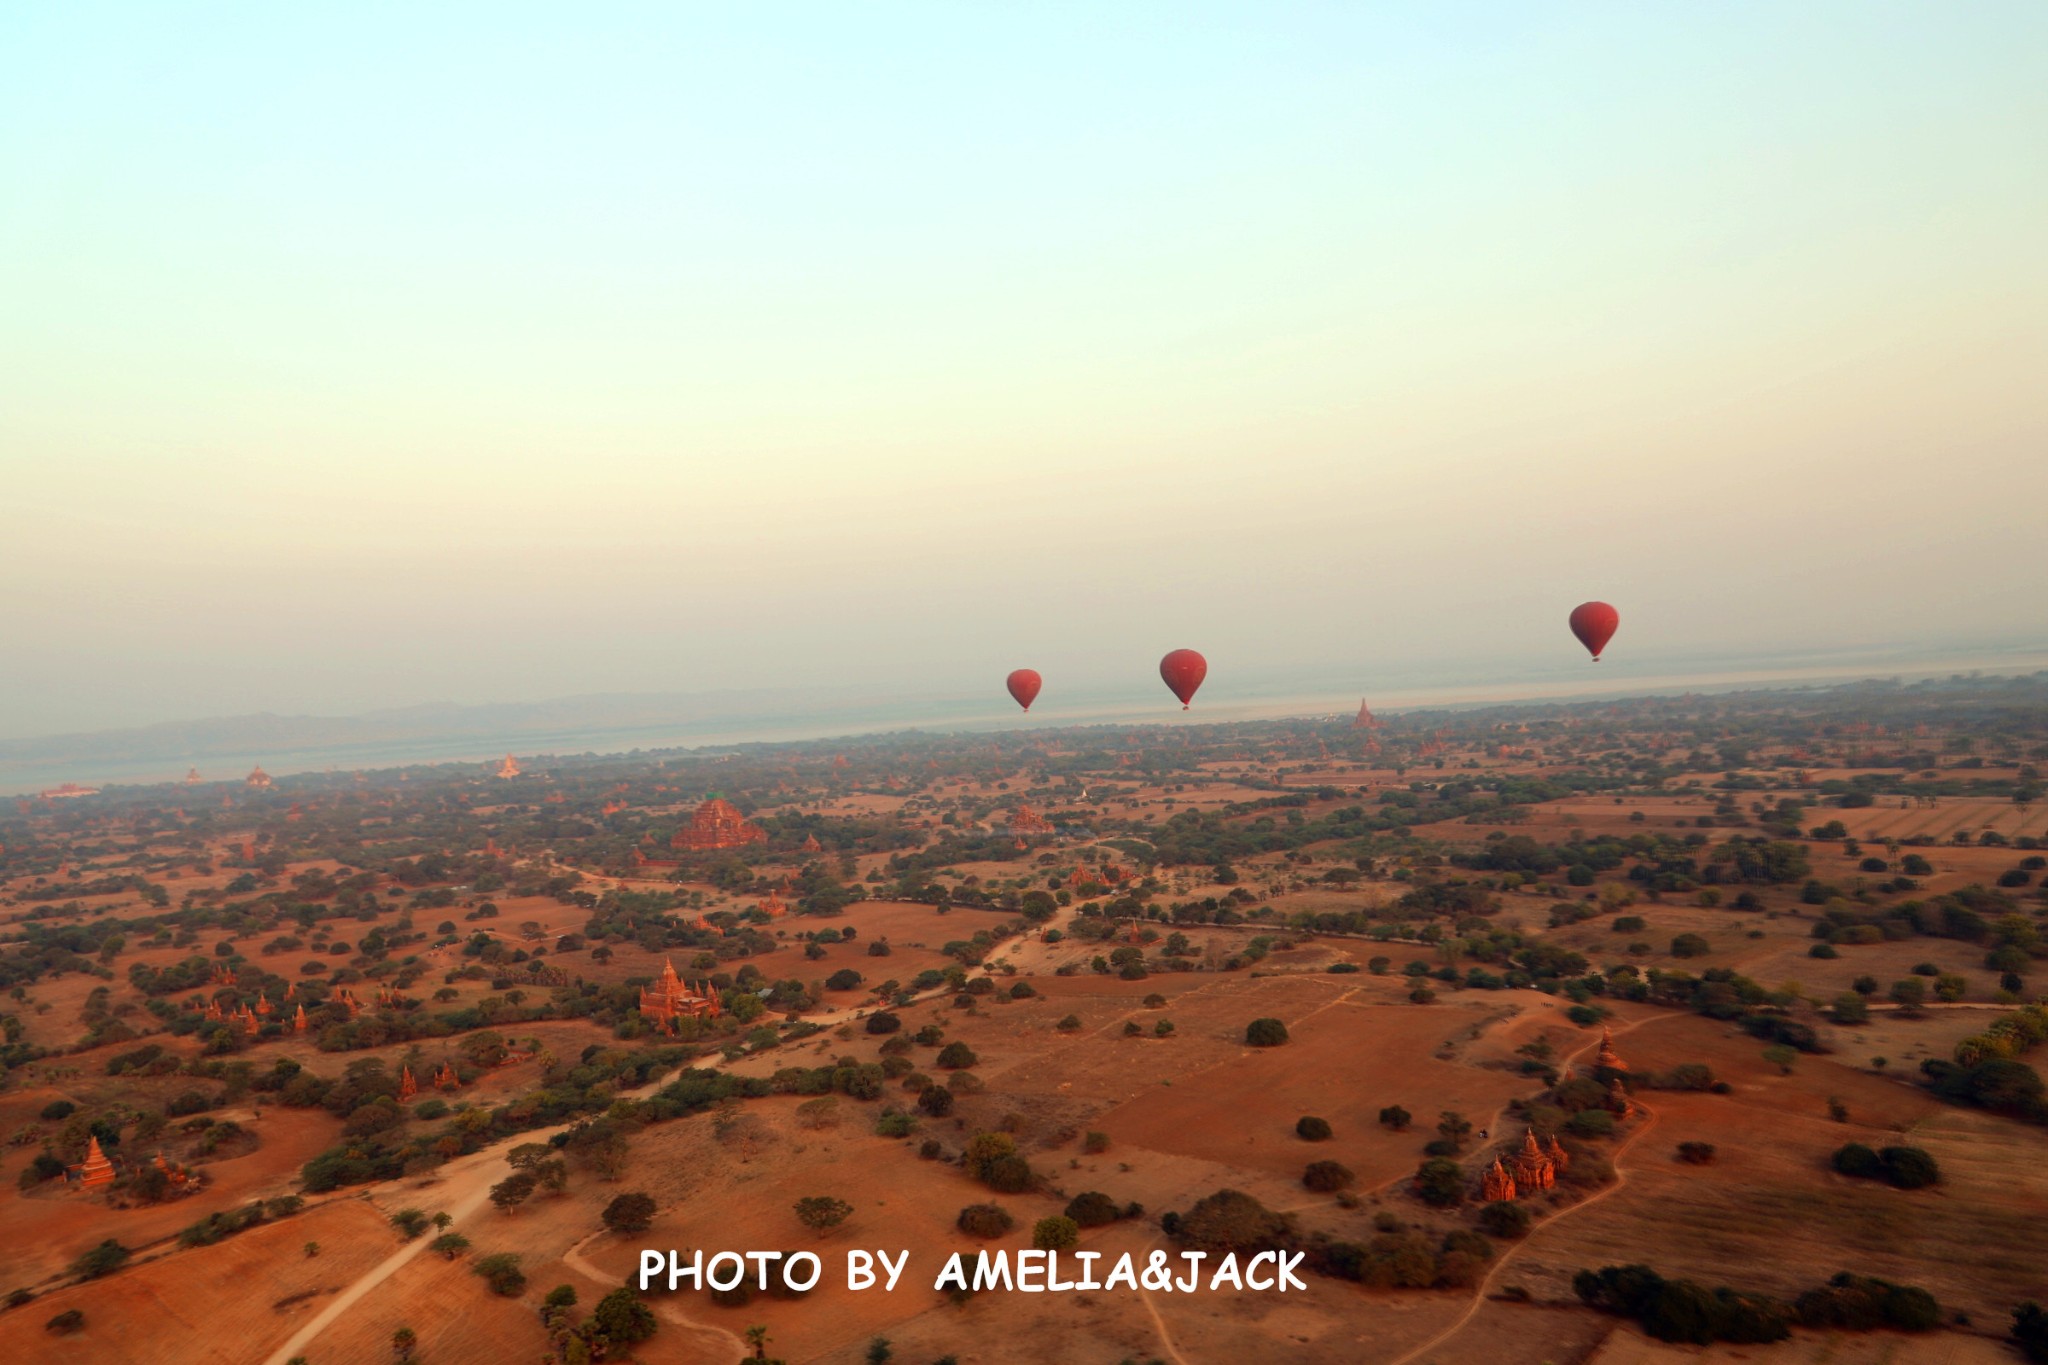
5, 3, 2044, 742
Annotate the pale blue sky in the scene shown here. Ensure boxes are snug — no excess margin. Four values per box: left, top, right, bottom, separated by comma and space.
3, 3, 2044, 738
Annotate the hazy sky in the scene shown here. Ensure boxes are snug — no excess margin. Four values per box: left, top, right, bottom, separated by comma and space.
4, 3, 2044, 739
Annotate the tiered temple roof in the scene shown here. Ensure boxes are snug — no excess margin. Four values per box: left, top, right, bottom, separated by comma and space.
76, 1136, 116, 1190
399, 1066, 418, 1100
639, 957, 723, 1031
1512, 1131, 1556, 1193
1594, 1026, 1628, 1073
497, 753, 522, 779
1352, 699, 1385, 729
1481, 1158, 1516, 1202
671, 798, 767, 851
246, 766, 273, 788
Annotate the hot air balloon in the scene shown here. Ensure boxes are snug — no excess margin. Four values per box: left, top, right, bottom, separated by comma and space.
1569, 601, 1620, 661
1006, 669, 1042, 712
1159, 649, 1207, 709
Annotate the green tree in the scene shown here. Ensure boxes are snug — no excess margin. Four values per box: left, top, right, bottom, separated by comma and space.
590, 1287, 658, 1345
391, 1325, 418, 1362
1245, 1017, 1289, 1047
1414, 1158, 1465, 1207
602, 1192, 658, 1236
473, 1253, 525, 1297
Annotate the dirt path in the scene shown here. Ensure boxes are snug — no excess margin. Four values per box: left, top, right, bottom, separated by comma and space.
1383, 1014, 1674, 1365
259, 1134, 533, 1365
257, 1063, 690, 1365
562, 1229, 747, 1361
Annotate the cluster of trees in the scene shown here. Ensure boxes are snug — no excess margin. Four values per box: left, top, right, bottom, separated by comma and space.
1576, 1264, 1941, 1345
1830, 1143, 1940, 1189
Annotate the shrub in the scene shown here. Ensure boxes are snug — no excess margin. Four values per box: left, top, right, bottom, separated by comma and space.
794, 1196, 854, 1234
1302, 1161, 1354, 1193
865, 1012, 902, 1035
956, 1204, 1014, 1238
1056, 1015, 1082, 1032
1877, 1145, 1940, 1189
1478, 1201, 1530, 1239
590, 1288, 658, 1345
1676, 1142, 1716, 1165
1082, 1131, 1109, 1154
1065, 1191, 1121, 1227
1295, 1116, 1333, 1142
1670, 934, 1710, 959
1831, 1143, 1884, 1179
1414, 1158, 1464, 1207
1379, 1105, 1412, 1132
473, 1253, 526, 1297
68, 1240, 131, 1281
45, 1309, 85, 1336
1032, 1216, 1080, 1251
602, 1192, 657, 1236
935, 1042, 978, 1069
1245, 1018, 1289, 1047
1173, 1189, 1290, 1254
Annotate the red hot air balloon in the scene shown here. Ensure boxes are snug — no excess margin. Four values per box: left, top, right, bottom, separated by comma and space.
1569, 602, 1620, 661
1159, 649, 1207, 709
1006, 669, 1042, 712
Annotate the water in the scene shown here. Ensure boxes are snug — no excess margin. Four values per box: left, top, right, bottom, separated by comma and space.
4, 645, 2043, 797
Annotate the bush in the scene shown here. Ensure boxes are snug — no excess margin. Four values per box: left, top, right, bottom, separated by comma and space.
1676, 1142, 1716, 1165
1795, 1273, 1940, 1332
69, 1240, 131, 1280
1478, 1201, 1530, 1239
40, 1100, 76, 1122
825, 969, 864, 991
1567, 1110, 1616, 1139
602, 1192, 657, 1236
1173, 1189, 1290, 1254
917, 1086, 954, 1117
1245, 1018, 1289, 1047
956, 1204, 1014, 1238
473, 1253, 526, 1297
45, 1309, 85, 1336
1302, 1161, 1354, 1193
1295, 1116, 1333, 1142
1032, 1216, 1080, 1251
935, 1042, 978, 1069
1056, 1014, 1082, 1032
1065, 1191, 1121, 1227
1876, 1145, 1940, 1189
865, 1012, 901, 1035
1670, 934, 1710, 959
1378, 1105, 1411, 1131
590, 1288, 658, 1345
1414, 1158, 1464, 1207
1831, 1143, 1884, 1179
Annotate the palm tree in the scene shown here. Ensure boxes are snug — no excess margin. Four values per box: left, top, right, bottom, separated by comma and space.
745, 1325, 771, 1359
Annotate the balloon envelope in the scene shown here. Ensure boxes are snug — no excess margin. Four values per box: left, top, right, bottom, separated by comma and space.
1569, 602, 1620, 661
1159, 649, 1208, 708
1006, 669, 1042, 711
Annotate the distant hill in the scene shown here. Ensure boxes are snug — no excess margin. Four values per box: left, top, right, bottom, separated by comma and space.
0, 688, 972, 766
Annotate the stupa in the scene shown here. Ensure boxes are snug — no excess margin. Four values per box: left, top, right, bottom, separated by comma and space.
246, 766, 273, 789
1481, 1158, 1517, 1202
497, 754, 522, 779
76, 1136, 116, 1190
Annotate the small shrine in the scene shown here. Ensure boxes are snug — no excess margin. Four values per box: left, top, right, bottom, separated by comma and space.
74, 1136, 116, 1190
